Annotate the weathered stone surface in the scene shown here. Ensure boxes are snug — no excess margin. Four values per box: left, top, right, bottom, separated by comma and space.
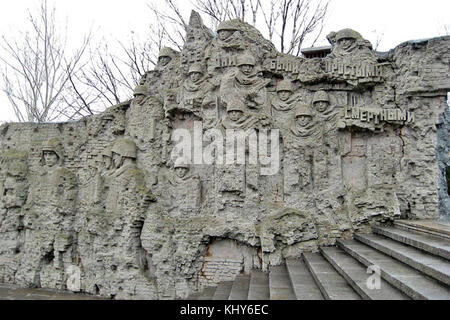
0, 11, 449, 299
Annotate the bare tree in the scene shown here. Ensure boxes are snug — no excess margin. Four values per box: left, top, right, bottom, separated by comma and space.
143, 0, 329, 57
147, 0, 188, 51
1, 0, 330, 123
77, 0, 330, 110
192, 0, 329, 55
72, 31, 159, 110
371, 29, 385, 51
0, 0, 92, 123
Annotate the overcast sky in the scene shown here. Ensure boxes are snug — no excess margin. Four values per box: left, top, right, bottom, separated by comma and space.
0, 0, 449, 122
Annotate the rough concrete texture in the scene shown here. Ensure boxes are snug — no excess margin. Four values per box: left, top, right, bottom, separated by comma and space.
0, 11, 449, 299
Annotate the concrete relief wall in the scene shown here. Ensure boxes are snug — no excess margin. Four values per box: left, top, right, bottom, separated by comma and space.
0, 12, 449, 299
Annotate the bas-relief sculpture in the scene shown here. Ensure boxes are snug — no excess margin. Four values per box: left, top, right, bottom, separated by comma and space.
0, 11, 449, 299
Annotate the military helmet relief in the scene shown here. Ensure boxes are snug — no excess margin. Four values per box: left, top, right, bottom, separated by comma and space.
0, 10, 449, 301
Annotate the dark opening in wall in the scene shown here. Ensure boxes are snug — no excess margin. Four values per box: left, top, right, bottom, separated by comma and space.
43, 250, 55, 264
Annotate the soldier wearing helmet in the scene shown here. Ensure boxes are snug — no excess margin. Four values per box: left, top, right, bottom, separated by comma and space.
216, 20, 240, 43
99, 146, 113, 173
271, 80, 298, 131
276, 80, 293, 102
21, 138, 78, 286
41, 138, 64, 168
174, 159, 190, 179
336, 28, 361, 43
220, 98, 263, 130
334, 28, 360, 53
111, 138, 137, 171
220, 52, 269, 115
166, 157, 201, 216
227, 100, 246, 122
312, 90, 330, 114
158, 47, 178, 67
285, 103, 319, 152
133, 85, 149, 106
295, 104, 313, 127
103, 137, 155, 276
178, 62, 210, 115
188, 63, 204, 84
327, 28, 375, 61
106, 138, 154, 205
237, 53, 256, 77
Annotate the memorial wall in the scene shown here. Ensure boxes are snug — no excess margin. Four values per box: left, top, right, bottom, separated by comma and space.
0, 12, 449, 299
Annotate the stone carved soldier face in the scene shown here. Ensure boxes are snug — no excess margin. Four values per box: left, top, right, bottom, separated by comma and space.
159, 56, 172, 67
175, 167, 189, 178
296, 115, 312, 127
337, 37, 357, 51
278, 90, 292, 102
228, 110, 243, 122
314, 100, 330, 113
112, 152, 122, 169
218, 29, 234, 41
43, 150, 59, 168
190, 72, 202, 83
239, 64, 254, 76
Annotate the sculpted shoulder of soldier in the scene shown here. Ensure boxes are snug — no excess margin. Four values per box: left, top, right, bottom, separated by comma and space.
110, 138, 138, 174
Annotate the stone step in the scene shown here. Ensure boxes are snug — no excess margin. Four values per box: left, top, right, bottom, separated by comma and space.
372, 225, 450, 260
337, 239, 450, 300
0, 283, 106, 300
355, 233, 450, 286
247, 270, 270, 300
198, 286, 217, 300
394, 220, 450, 241
212, 281, 233, 300
187, 292, 202, 300
285, 258, 324, 300
320, 247, 408, 300
228, 274, 250, 300
269, 264, 296, 300
303, 252, 361, 300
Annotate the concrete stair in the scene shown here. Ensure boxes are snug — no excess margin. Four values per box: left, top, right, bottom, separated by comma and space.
320, 246, 408, 300
304, 251, 362, 300
269, 264, 297, 300
212, 281, 233, 300
286, 258, 324, 300
187, 220, 450, 300
228, 275, 250, 300
354, 233, 450, 286
248, 270, 270, 300
372, 225, 450, 260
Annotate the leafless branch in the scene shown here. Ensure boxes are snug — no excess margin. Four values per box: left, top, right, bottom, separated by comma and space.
0, 0, 93, 122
